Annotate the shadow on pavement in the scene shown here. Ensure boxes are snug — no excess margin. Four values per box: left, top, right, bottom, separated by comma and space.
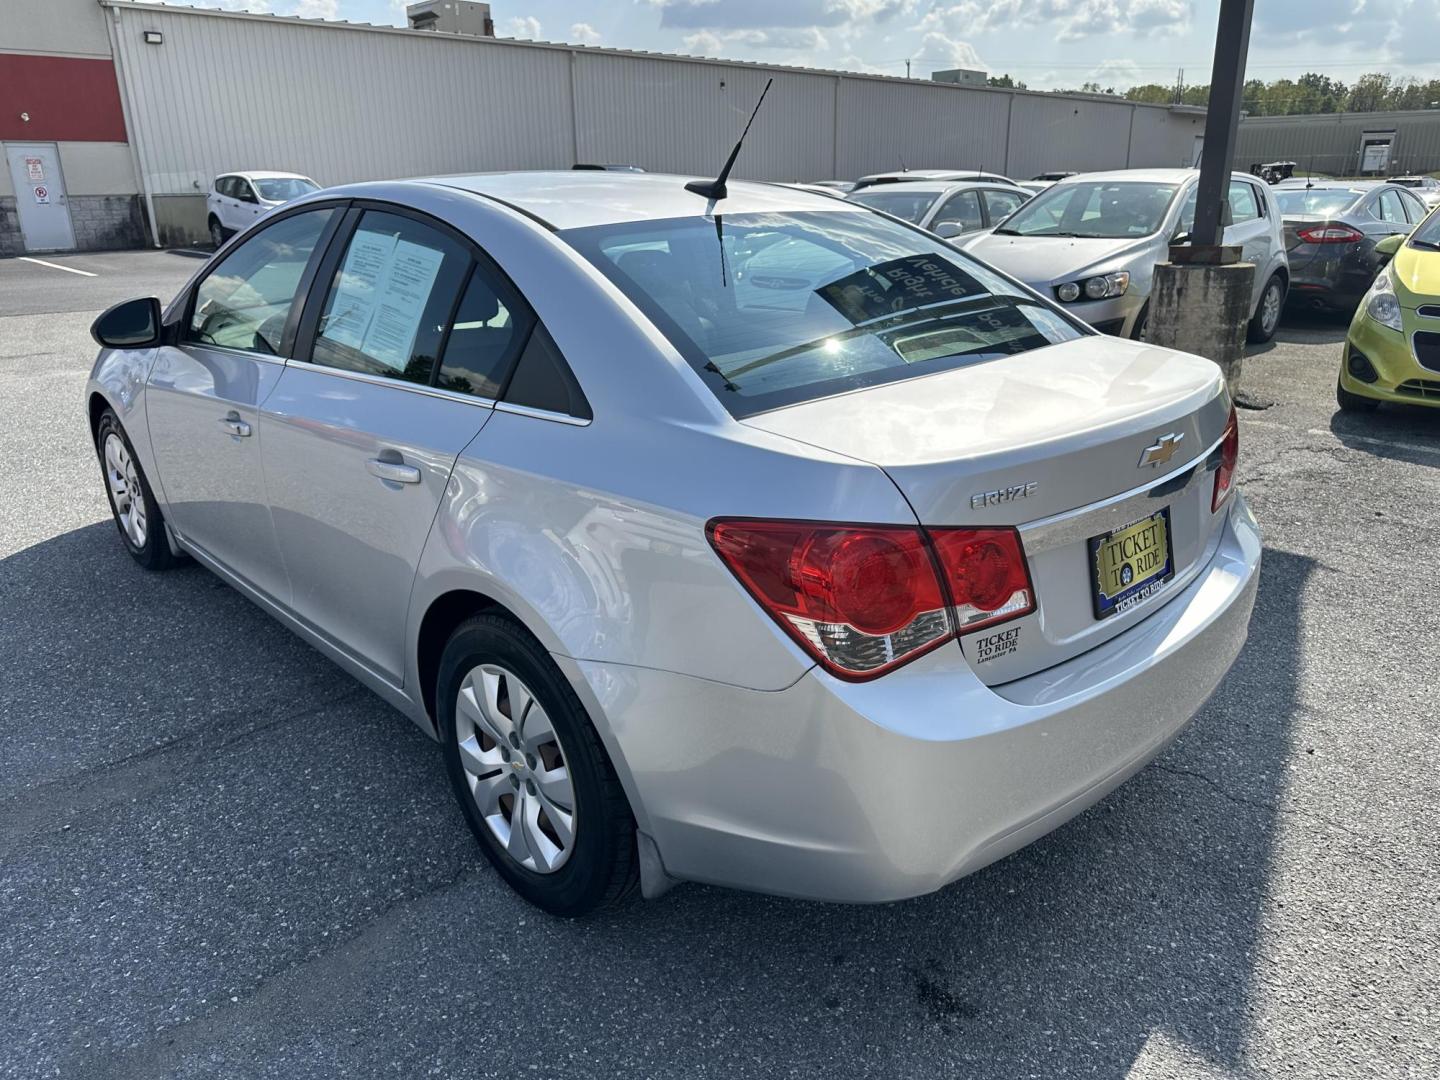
1328, 398, 1440, 465
2, 520, 1312, 1077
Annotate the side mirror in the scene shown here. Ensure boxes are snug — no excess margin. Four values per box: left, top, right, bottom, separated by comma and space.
1171, 230, 1192, 245
91, 297, 162, 349
1375, 233, 1406, 259
933, 221, 964, 239
237, 189, 258, 204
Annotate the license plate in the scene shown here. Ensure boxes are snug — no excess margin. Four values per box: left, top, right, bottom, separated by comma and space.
1088, 507, 1174, 619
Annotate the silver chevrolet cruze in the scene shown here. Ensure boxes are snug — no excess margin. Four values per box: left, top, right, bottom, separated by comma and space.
86, 172, 1261, 915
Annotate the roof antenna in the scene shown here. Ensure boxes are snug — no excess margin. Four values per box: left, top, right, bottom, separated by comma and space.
686, 78, 773, 200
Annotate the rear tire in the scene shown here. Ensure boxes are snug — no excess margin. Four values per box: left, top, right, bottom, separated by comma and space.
437, 613, 639, 916
1247, 273, 1285, 344
1336, 377, 1380, 413
95, 409, 180, 571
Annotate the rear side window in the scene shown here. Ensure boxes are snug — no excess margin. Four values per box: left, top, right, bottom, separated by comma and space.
1227, 181, 1260, 223
310, 211, 470, 385
186, 207, 335, 354
503, 325, 591, 419
435, 265, 532, 399
562, 210, 1083, 417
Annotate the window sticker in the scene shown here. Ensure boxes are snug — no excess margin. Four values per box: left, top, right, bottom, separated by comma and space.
817, 255, 986, 326
321, 230, 445, 371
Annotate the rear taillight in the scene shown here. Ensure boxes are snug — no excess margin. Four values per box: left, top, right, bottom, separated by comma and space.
1296, 223, 1364, 244
927, 528, 1035, 632
1212, 406, 1239, 512
707, 518, 1033, 680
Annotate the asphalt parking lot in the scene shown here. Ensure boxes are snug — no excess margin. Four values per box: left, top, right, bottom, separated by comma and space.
3, 249, 1439, 1080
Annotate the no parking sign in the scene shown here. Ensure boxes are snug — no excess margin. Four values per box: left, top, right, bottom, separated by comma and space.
33, 185, 50, 204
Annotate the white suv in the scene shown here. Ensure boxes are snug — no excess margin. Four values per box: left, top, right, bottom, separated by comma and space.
206, 171, 319, 246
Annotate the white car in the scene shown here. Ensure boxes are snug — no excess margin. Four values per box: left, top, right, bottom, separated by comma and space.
852, 168, 1019, 191
206, 171, 320, 246
847, 179, 1030, 239
1387, 175, 1440, 210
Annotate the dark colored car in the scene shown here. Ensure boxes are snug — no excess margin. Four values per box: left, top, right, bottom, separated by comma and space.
1275, 181, 1429, 311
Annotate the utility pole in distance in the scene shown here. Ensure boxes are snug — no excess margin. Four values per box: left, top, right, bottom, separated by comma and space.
1146, 0, 1257, 397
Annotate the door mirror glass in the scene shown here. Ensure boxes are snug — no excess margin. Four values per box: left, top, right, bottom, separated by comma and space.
933, 221, 964, 239
91, 297, 162, 349
1375, 233, 1406, 258
1171, 230, 1192, 246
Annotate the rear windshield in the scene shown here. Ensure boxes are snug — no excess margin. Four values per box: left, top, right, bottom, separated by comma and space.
255, 177, 318, 201
997, 181, 1179, 239
561, 210, 1084, 416
1273, 188, 1362, 217
1390, 178, 1422, 188
846, 190, 940, 224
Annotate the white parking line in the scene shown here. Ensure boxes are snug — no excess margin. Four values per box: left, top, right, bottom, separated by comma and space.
18, 256, 96, 278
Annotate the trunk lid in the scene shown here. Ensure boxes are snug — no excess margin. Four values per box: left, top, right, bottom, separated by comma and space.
743, 336, 1233, 683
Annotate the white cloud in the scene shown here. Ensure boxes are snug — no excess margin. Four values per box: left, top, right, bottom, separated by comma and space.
1089, 58, 1142, 88
916, 0, 1190, 41
504, 15, 543, 39
570, 22, 603, 45
291, 0, 337, 18
914, 30, 983, 71
682, 26, 828, 53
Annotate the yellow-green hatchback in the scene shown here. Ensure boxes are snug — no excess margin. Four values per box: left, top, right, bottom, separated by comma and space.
1339, 204, 1440, 411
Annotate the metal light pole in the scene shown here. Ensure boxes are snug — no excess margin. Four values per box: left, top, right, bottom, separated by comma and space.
1190, 0, 1254, 251
1146, 0, 1257, 397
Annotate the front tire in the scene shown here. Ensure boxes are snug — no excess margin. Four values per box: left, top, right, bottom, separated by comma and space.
438, 613, 639, 916
208, 215, 227, 249
1336, 377, 1380, 413
1247, 273, 1285, 344
95, 409, 180, 571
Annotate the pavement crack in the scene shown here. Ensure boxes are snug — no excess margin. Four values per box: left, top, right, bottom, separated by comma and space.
1152, 761, 1365, 840
0, 688, 367, 849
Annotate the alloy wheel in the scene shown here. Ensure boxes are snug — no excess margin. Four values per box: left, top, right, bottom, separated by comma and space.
1261, 281, 1281, 335
454, 663, 577, 873
103, 432, 147, 550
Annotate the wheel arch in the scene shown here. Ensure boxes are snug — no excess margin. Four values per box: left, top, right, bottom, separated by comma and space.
87, 390, 111, 444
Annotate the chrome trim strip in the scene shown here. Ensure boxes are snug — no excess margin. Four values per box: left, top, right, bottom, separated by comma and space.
183, 341, 287, 367
281, 358, 498, 408
1019, 432, 1224, 554
494, 400, 592, 427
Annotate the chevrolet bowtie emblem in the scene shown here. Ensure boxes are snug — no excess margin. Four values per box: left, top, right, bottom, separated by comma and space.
1139, 432, 1184, 468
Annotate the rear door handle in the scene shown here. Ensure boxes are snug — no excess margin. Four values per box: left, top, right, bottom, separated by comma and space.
366, 458, 421, 484
220, 412, 251, 437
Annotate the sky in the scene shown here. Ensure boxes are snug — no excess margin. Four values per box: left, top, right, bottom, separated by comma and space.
170, 0, 1440, 91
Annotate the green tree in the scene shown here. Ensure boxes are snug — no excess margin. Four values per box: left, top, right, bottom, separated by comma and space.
1346, 73, 1391, 112
1124, 83, 1174, 104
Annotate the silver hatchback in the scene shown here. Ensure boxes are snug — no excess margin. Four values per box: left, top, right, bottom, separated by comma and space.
965, 168, 1290, 342
87, 173, 1260, 914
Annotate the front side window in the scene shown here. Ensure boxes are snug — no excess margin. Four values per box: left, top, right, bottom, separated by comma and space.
311, 211, 470, 385
996, 181, 1179, 238
932, 190, 983, 233
563, 210, 1084, 417
256, 177, 319, 202
847, 190, 938, 224
186, 207, 335, 354
1408, 205, 1440, 249
983, 189, 1026, 223
1399, 190, 1428, 223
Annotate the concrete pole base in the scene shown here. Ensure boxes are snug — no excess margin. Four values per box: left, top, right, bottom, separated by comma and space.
1146, 261, 1256, 398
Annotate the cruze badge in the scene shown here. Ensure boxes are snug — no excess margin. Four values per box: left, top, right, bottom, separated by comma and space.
970, 481, 1038, 510
1138, 433, 1184, 468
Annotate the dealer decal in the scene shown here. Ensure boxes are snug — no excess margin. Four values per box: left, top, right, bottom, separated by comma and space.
973, 626, 1020, 664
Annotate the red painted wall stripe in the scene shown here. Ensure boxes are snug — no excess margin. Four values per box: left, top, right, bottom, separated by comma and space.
0, 54, 129, 142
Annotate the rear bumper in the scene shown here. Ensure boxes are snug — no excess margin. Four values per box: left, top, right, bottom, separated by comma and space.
1285, 245, 1373, 309
577, 495, 1262, 903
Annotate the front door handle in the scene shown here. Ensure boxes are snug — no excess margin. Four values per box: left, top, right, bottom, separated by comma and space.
366, 457, 421, 484
220, 412, 251, 437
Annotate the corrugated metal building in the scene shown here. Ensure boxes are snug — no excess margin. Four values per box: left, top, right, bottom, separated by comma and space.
1235, 109, 1440, 178
3, 0, 1209, 251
